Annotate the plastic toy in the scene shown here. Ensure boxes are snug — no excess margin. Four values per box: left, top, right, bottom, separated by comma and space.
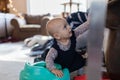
19, 61, 70, 80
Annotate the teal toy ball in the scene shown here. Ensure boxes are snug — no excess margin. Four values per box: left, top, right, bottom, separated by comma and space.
19, 61, 70, 80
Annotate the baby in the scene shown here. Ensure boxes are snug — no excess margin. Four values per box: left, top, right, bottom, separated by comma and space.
45, 18, 89, 77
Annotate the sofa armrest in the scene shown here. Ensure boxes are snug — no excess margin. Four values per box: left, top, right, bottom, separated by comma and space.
11, 17, 26, 30
40, 17, 50, 35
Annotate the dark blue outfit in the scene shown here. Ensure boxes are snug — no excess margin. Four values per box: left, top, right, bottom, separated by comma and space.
66, 11, 88, 29
52, 31, 86, 72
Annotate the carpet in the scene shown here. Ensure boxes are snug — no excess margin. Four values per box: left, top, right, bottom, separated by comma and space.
0, 41, 109, 80
0, 41, 34, 80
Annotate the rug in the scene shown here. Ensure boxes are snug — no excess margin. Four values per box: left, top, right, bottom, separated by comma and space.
0, 41, 34, 80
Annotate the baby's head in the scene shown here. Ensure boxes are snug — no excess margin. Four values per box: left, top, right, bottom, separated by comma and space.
46, 18, 72, 40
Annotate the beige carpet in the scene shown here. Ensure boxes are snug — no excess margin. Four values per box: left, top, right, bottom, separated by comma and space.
0, 41, 77, 80
0, 41, 78, 80
0, 41, 34, 80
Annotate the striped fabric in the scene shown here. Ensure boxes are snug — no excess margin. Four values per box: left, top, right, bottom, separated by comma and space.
66, 11, 88, 29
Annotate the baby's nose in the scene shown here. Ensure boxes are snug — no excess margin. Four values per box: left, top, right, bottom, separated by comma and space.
69, 28, 71, 32
68, 27, 71, 31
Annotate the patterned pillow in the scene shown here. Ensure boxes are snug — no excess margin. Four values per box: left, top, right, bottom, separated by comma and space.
66, 11, 88, 29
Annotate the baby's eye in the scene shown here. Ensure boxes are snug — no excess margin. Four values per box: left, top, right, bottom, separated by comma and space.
64, 25, 67, 29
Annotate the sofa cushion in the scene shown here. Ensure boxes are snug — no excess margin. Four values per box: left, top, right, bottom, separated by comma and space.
20, 24, 41, 28
24, 13, 50, 25
24, 14, 41, 24
20, 24, 41, 32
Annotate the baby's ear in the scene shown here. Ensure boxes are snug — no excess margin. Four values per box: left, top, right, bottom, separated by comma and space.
53, 33, 60, 39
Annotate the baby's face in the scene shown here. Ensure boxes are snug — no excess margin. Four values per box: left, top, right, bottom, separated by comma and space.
56, 20, 72, 39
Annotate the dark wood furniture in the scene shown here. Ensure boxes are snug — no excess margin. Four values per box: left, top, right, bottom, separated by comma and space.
0, 0, 9, 13
106, 0, 120, 80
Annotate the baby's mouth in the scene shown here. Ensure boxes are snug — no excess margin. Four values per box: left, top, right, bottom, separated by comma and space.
69, 31, 72, 36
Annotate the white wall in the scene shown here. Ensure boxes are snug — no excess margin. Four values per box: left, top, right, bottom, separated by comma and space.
29, 0, 87, 15
9, 0, 27, 14
9, 0, 88, 14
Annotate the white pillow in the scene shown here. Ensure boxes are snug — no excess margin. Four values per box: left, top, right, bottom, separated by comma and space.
24, 35, 52, 47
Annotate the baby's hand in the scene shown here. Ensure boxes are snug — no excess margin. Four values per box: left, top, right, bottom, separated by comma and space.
83, 53, 88, 58
51, 69, 63, 77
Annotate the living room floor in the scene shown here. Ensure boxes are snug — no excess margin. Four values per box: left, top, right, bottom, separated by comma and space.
0, 41, 34, 80
0, 37, 109, 80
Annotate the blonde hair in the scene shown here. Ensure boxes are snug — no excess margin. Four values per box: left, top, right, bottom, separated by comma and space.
46, 18, 66, 36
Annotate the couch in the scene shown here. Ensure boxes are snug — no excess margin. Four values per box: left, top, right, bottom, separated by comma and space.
11, 14, 50, 40
0, 13, 16, 38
